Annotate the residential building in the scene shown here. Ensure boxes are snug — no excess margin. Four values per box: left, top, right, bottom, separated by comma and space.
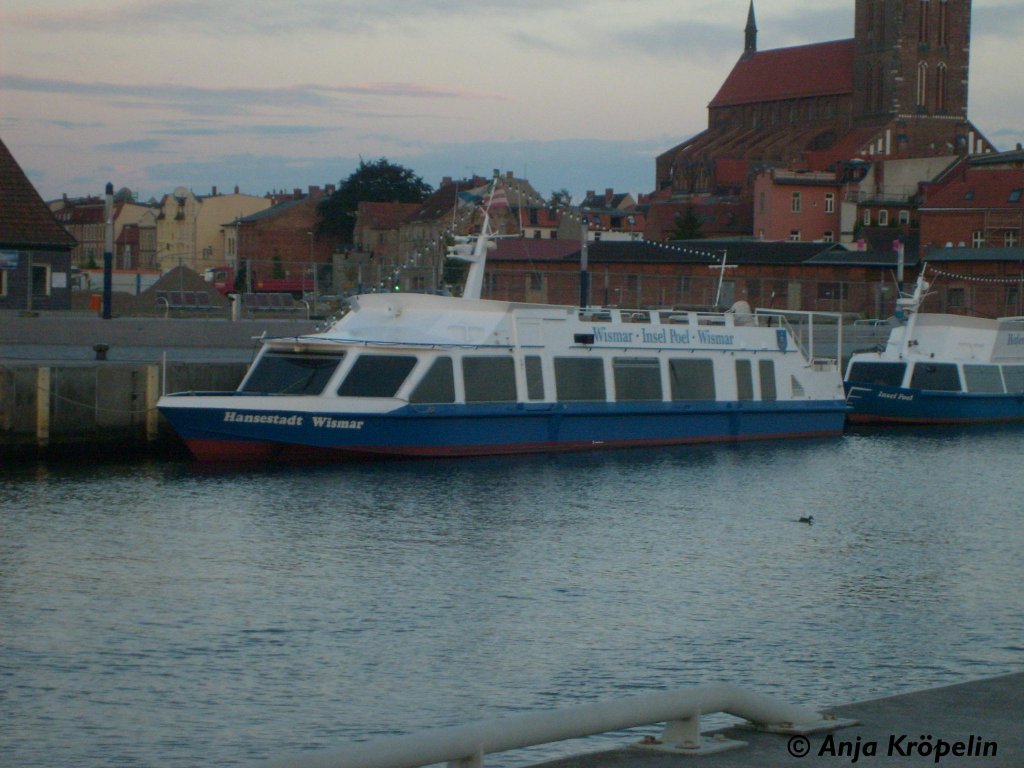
918, 148, 1024, 251
50, 195, 154, 268
154, 186, 270, 273
0, 138, 76, 310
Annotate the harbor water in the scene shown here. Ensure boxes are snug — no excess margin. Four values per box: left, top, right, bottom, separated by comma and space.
2, 427, 1023, 767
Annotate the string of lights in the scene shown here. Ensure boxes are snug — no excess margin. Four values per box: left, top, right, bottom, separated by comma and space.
929, 267, 1024, 285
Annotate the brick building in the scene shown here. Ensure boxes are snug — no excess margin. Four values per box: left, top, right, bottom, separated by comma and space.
655, 0, 995, 202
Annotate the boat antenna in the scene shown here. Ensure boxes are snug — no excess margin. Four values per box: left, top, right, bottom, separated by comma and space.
896, 262, 931, 359
446, 179, 500, 301
579, 209, 590, 309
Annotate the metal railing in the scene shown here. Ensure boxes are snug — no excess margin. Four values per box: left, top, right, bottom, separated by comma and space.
261, 683, 855, 768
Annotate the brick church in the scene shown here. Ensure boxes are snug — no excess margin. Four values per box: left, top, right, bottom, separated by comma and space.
656, 0, 996, 198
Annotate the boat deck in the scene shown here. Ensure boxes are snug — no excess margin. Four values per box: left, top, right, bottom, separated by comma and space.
531, 673, 1023, 767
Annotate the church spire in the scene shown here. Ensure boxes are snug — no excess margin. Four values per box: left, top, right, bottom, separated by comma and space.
744, 0, 758, 54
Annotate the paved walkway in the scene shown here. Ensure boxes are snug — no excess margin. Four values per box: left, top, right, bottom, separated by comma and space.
532, 673, 1023, 767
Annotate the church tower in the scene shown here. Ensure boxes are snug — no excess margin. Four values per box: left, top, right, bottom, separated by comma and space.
853, 0, 972, 126
744, 1, 758, 55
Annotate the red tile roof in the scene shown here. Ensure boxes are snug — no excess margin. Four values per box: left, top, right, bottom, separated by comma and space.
0, 138, 77, 249
709, 39, 854, 108
921, 168, 1024, 210
489, 239, 583, 262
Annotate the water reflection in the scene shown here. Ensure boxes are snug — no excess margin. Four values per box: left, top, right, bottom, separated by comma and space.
1, 429, 1022, 766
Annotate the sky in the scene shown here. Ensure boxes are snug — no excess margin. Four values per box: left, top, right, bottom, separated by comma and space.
2, 0, 1023, 205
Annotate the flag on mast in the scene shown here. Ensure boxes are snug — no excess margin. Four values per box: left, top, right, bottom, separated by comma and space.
486, 183, 509, 210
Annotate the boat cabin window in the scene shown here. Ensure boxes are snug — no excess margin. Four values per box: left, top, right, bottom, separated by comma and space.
736, 360, 754, 400
759, 360, 777, 401
612, 357, 662, 401
846, 362, 906, 388
409, 357, 455, 404
240, 351, 344, 396
1002, 365, 1024, 394
463, 356, 516, 402
668, 358, 716, 400
963, 365, 1005, 394
909, 363, 961, 392
554, 357, 606, 401
337, 354, 417, 398
525, 356, 545, 400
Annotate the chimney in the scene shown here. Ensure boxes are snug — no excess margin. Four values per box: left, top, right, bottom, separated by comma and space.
234, 185, 240, 194
294, 188, 302, 198
308, 185, 320, 196
506, 171, 514, 180
212, 185, 218, 196
326, 184, 336, 195
605, 188, 614, 205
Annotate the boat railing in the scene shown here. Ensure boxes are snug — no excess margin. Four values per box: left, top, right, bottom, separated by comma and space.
756, 309, 845, 369
259, 683, 855, 768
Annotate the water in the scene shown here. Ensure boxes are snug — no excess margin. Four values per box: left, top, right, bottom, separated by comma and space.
2, 428, 1023, 767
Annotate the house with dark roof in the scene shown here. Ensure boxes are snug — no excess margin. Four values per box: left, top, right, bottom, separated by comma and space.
0, 138, 77, 310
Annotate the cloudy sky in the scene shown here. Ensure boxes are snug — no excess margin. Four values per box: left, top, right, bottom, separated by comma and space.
2, 0, 1022, 204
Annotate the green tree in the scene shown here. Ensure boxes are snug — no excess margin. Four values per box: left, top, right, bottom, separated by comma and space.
548, 189, 572, 208
670, 206, 704, 240
113, 187, 136, 204
317, 158, 433, 245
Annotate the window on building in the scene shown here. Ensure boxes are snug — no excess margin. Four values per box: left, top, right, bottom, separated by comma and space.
0, 268, 7, 297
947, 287, 965, 308
972, 230, 985, 248
935, 63, 947, 112
1010, 189, 1023, 203
863, 209, 872, 226
879, 210, 889, 226
919, 0, 930, 43
31, 264, 50, 297
817, 282, 849, 300
899, 210, 911, 225
1007, 286, 1022, 315
824, 193, 835, 214
938, 0, 948, 46
823, 231, 835, 243
917, 62, 928, 108
1005, 231, 1019, 247
529, 272, 543, 290
791, 192, 802, 213
789, 230, 801, 242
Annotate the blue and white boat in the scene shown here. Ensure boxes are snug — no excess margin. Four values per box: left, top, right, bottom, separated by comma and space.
844, 267, 1024, 424
158, 201, 847, 462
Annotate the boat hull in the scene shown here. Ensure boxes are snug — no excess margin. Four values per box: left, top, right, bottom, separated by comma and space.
159, 399, 847, 463
844, 382, 1024, 425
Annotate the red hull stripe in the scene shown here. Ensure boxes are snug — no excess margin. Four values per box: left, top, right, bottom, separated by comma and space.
184, 430, 842, 463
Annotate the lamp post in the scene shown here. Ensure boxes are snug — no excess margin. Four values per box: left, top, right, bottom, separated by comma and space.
102, 182, 113, 319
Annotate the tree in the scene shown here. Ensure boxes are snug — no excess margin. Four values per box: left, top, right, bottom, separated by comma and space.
317, 158, 433, 245
670, 206, 704, 240
113, 187, 136, 204
548, 189, 572, 208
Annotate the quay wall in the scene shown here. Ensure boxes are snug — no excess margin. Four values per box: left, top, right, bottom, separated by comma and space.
0, 361, 249, 460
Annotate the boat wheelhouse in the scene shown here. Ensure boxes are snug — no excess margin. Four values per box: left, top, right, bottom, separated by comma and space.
844, 268, 1024, 424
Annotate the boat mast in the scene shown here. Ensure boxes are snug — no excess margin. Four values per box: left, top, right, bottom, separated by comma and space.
896, 263, 929, 359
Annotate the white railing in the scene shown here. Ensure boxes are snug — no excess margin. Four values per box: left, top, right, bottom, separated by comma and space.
261, 683, 855, 768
